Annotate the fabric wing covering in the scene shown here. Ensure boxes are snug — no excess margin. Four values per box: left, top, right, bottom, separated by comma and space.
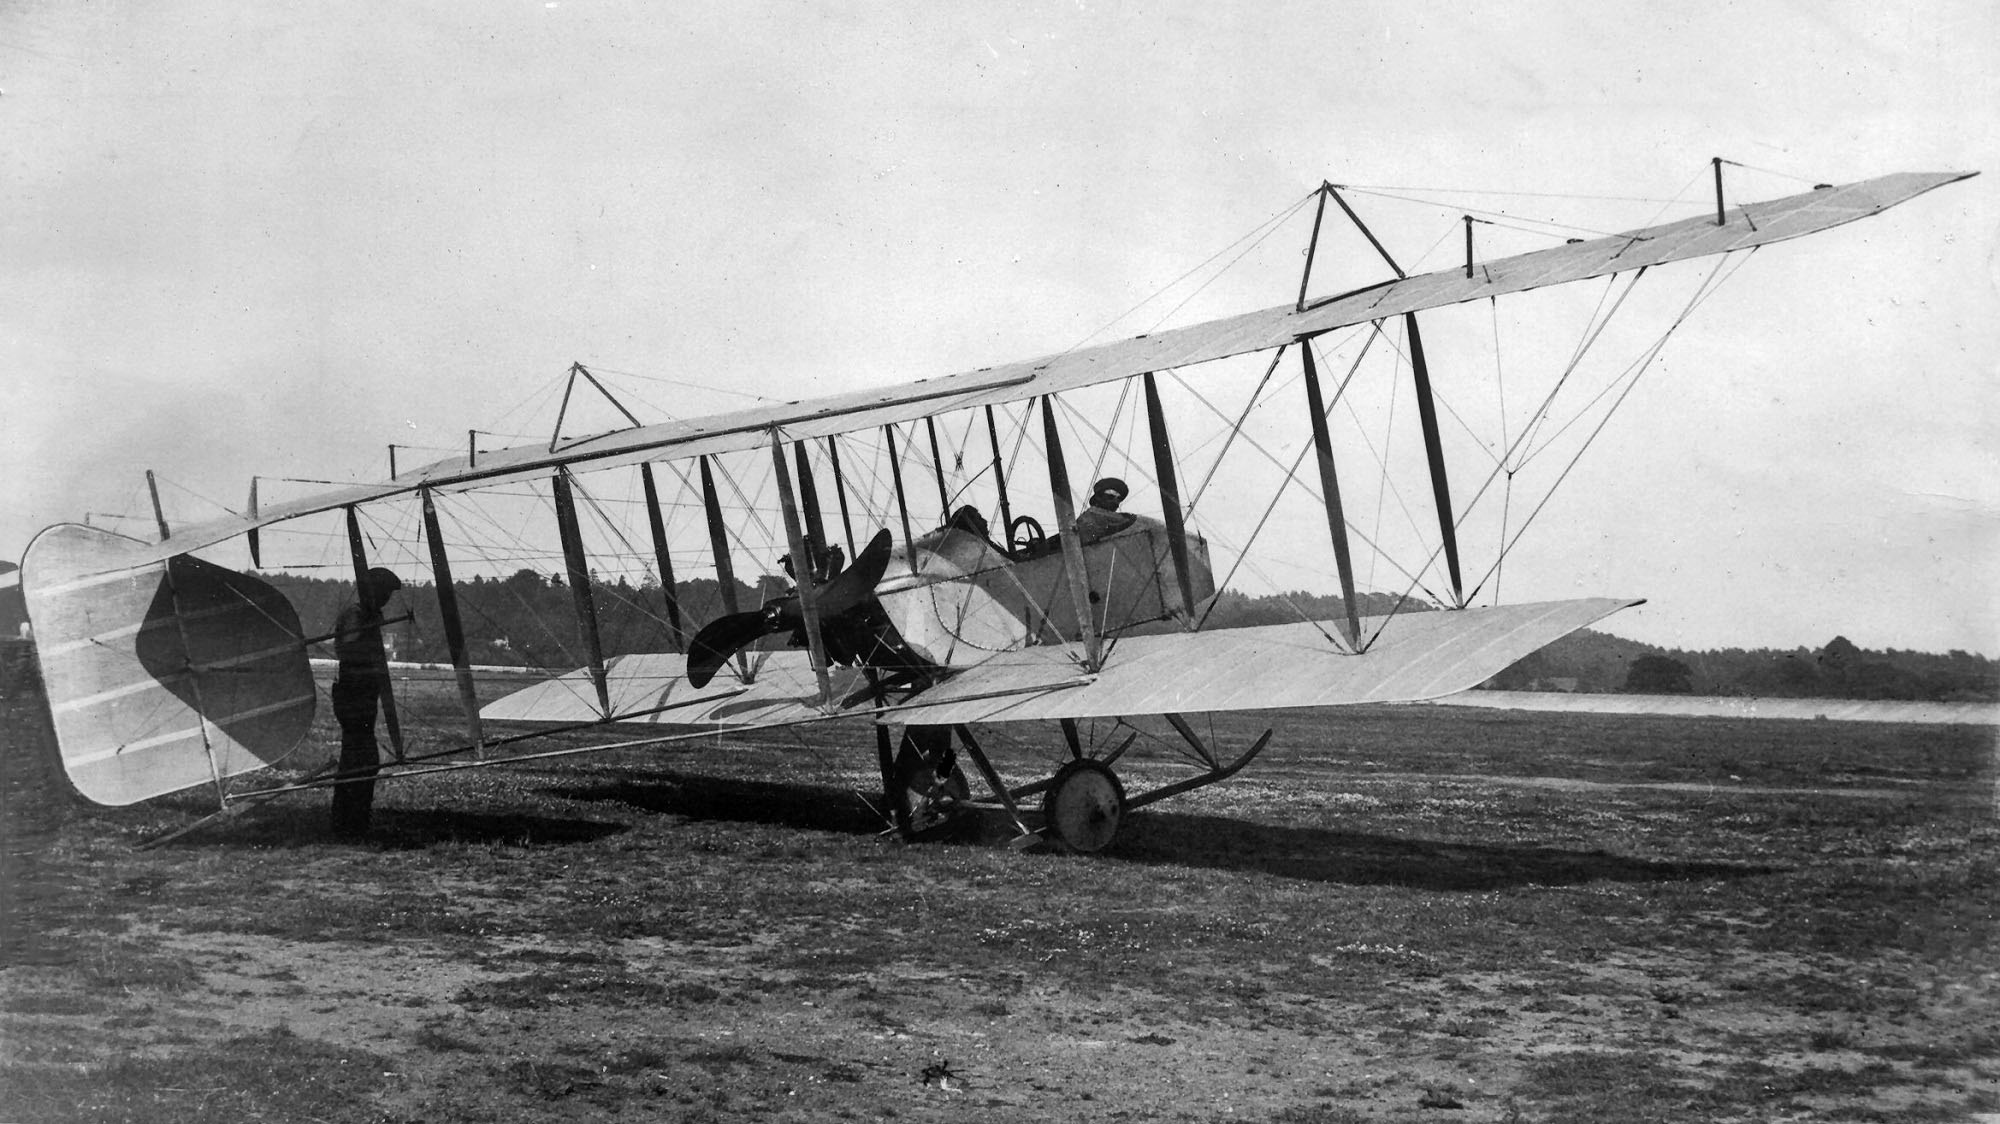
120, 171, 1971, 569
20, 523, 317, 805
479, 598, 1637, 728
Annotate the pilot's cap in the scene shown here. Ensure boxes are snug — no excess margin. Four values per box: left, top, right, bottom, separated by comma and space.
364, 567, 403, 600
1089, 477, 1129, 509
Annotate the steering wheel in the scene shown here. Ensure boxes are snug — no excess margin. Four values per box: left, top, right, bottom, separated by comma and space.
1007, 515, 1046, 559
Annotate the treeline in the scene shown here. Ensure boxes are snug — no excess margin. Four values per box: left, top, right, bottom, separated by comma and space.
268, 569, 785, 670
266, 571, 1998, 701
1486, 631, 1999, 702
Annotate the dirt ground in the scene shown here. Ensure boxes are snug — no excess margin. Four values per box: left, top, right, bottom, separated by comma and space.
1, 676, 1996, 1122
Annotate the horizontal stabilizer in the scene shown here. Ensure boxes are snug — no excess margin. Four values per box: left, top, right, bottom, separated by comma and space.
20, 524, 316, 805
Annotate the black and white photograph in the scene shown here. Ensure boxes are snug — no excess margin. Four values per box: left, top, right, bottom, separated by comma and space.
2, 3, 1994, 1121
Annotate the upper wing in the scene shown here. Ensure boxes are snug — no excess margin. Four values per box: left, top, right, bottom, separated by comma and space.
110, 171, 1972, 569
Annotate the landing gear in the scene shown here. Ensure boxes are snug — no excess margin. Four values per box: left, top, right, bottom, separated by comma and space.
888, 727, 969, 842
1041, 758, 1127, 854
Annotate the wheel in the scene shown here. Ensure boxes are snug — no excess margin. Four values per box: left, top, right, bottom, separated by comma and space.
1007, 515, 1046, 559
1040, 759, 1126, 854
890, 727, 970, 842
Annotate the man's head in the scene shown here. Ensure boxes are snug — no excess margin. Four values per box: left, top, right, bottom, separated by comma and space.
363, 568, 402, 608
1088, 478, 1129, 512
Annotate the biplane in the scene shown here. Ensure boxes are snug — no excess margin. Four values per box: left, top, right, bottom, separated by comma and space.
17, 164, 1975, 851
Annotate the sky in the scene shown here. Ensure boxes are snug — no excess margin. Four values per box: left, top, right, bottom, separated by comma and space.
3, 0, 1996, 655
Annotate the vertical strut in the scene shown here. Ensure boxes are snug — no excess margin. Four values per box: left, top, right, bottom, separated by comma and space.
419, 487, 485, 752
550, 469, 611, 717
639, 463, 686, 652
1299, 344, 1364, 650
1403, 314, 1464, 606
1297, 182, 1331, 312
345, 506, 404, 757
1713, 156, 1726, 225
984, 405, 1013, 544
246, 476, 261, 568
1141, 372, 1199, 624
698, 455, 750, 682
770, 433, 833, 707
883, 424, 920, 578
792, 441, 828, 555
924, 416, 951, 522
824, 436, 858, 557
146, 470, 170, 542
1041, 396, 1102, 670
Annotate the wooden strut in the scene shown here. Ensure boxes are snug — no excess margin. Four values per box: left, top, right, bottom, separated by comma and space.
883, 424, 921, 578
146, 470, 170, 542
549, 361, 645, 453
1141, 372, 1200, 626
984, 405, 1014, 545
824, 436, 858, 557
1403, 314, 1464, 606
245, 476, 261, 568
1713, 156, 1726, 226
924, 416, 951, 522
638, 463, 686, 653
1299, 345, 1365, 650
1327, 185, 1409, 279
949, 724, 1034, 839
419, 487, 486, 754
1040, 395, 1102, 671
792, 441, 828, 555
1297, 182, 1332, 312
698, 455, 751, 683
344, 506, 405, 758
1319, 186, 1461, 607
550, 469, 611, 717
769, 432, 834, 708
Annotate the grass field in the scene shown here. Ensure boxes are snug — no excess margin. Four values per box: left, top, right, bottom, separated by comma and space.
2, 670, 1995, 1123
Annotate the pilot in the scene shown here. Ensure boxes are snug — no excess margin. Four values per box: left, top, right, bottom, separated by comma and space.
330, 567, 401, 839
1073, 477, 1137, 544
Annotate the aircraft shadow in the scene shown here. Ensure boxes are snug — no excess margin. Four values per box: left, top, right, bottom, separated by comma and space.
160, 805, 628, 851
1111, 809, 1777, 890
552, 770, 891, 837
552, 770, 1775, 890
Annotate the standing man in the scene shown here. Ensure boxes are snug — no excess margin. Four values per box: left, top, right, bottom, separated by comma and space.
330, 567, 401, 839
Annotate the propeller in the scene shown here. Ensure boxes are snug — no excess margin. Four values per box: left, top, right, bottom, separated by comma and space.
685, 530, 894, 688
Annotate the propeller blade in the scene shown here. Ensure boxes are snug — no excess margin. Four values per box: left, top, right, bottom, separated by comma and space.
817, 529, 893, 617
685, 530, 893, 688
685, 609, 778, 688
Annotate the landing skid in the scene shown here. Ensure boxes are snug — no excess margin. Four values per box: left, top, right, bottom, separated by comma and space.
881, 715, 1274, 853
